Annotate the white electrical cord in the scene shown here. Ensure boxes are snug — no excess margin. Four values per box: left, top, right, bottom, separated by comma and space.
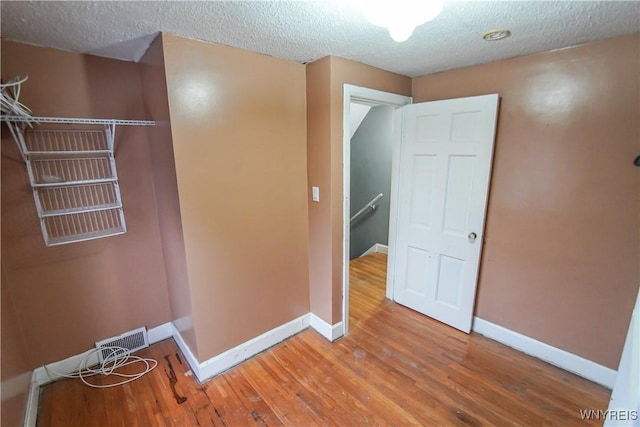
1, 76, 37, 154
1, 75, 31, 116
43, 346, 158, 388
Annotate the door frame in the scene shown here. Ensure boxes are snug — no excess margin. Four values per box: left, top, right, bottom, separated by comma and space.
342, 84, 412, 336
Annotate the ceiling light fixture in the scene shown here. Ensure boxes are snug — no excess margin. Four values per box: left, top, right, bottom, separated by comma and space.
482, 29, 512, 41
364, 0, 444, 43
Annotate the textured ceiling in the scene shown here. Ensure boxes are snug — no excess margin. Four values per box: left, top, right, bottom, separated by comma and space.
1, 1, 639, 77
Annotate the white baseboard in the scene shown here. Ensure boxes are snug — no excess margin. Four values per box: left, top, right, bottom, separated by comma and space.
472, 317, 617, 389
174, 313, 312, 383
310, 314, 344, 341
360, 243, 388, 257
33, 350, 100, 386
170, 323, 203, 380
375, 244, 389, 255
148, 322, 173, 344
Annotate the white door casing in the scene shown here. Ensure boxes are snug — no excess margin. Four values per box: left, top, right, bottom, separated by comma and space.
342, 84, 412, 337
391, 94, 499, 333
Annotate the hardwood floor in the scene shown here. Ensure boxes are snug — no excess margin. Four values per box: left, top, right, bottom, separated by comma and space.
38, 253, 610, 426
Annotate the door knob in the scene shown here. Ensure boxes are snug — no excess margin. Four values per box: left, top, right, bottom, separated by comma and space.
468, 232, 477, 243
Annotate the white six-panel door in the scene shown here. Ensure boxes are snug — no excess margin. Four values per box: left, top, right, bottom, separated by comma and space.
392, 94, 499, 333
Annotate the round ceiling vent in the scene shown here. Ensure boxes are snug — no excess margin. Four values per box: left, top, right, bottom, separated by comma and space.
483, 29, 511, 41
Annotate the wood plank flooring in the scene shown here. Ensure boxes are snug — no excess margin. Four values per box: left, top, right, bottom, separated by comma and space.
38, 253, 610, 426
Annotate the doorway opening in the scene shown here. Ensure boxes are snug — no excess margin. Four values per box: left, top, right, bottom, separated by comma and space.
342, 84, 412, 336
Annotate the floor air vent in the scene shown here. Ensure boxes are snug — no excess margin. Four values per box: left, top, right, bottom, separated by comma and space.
95, 327, 149, 363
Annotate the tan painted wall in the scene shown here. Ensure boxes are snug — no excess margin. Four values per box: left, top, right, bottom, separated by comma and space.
306, 57, 333, 322
0, 41, 172, 366
306, 56, 411, 324
412, 34, 640, 369
161, 34, 310, 361
2, 29, 632, 392
140, 35, 197, 354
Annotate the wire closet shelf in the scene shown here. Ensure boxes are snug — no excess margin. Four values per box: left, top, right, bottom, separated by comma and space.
2, 115, 155, 247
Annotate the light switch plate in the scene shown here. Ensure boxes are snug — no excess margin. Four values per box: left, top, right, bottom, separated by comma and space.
312, 186, 320, 202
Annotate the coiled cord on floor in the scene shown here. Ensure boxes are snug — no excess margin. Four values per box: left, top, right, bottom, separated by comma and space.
43, 346, 158, 388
